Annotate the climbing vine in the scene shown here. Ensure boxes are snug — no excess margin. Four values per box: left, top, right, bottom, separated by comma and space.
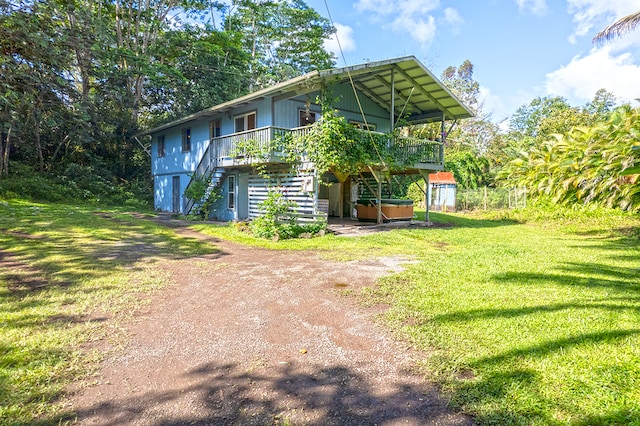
183, 172, 221, 220
233, 111, 431, 179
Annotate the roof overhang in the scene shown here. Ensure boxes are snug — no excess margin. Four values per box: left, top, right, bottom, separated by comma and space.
140, 56, 474, 136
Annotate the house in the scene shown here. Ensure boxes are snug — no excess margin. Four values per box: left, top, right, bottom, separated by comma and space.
141, 56, 473, 223
428, 171, 457, 212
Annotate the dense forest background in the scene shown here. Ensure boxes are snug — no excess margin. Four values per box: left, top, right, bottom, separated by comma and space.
1, 0, 638, 211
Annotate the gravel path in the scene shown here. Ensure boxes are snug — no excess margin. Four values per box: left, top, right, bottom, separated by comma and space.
69, 219, 472, 425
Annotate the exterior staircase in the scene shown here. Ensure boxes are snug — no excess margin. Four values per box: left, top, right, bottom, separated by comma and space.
183, 143, 225, 215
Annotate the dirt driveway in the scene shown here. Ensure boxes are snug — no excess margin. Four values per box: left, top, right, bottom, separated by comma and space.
70, 219, 472, 425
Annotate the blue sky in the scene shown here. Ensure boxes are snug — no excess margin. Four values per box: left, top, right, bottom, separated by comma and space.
304, 0, 640, 124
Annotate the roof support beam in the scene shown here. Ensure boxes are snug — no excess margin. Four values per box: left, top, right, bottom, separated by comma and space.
392, 65, 453, 120
405, 110, 450, 124
353, 81, 390, 114
374, 75, 421, 118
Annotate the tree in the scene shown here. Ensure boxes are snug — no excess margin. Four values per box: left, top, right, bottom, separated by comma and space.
432, 60, 497, 188
593, 11, 640, 45
144, 24, 249, 123
223, 0, 335, 91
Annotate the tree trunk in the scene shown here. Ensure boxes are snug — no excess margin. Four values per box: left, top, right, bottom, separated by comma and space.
0, 132, 4, 177
1, 124, 11, 177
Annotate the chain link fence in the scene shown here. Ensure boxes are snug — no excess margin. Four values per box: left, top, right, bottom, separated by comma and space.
456, 187, 527, 211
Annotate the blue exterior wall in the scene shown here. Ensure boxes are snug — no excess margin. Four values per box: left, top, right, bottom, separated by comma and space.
209, 170, 250, 221
152, 120, 209, 212
150, 83, 394, 214
151, 97, 274, 213
273, 83, 391, 132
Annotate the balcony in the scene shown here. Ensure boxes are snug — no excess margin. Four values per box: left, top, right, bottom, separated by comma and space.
208, 125, 444, 171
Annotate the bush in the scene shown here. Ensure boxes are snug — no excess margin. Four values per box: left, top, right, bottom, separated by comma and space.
0, 161, 152, 208
183, 172, 221, 220
250, 190, 326, 240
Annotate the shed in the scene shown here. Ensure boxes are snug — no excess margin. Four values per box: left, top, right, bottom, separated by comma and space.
428, 171, 457, 212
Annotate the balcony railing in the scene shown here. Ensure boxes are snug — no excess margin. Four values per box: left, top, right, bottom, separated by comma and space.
207, 125, 444, 169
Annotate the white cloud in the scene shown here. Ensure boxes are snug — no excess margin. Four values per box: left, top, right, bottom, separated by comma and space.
443, 7, 464, 26
514, 0, 548, 16
544, 46, 640, 104
353, 0, 441, 45
392, 15, 437, 44
324, 23, 356, 57
567, 0, 640, 43
478, 86, 505, 118
354, 0, 398, 16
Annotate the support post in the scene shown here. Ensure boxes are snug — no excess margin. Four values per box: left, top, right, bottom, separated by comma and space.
368, 167, 384, 224
418, 170, 431, 223
390, 68, 395, 134
377, 178, 382, 224
440, 113, 446, 165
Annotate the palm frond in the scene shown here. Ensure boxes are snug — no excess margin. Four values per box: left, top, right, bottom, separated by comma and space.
593, 11, 640, 45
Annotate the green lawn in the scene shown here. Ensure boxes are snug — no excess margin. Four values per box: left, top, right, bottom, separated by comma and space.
1, 199, 639, 425
0, 200, 218, 424
195, 209, 640, 425
375, 212, 640, 425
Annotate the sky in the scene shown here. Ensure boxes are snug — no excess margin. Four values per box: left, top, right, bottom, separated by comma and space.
303, 0, 640, 124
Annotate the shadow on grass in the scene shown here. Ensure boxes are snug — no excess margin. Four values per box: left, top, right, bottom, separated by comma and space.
414, 211, 520, 229
61, 361, 472, 426
0, 203, 224, 424
432, 258, 640, 424
431, 297, 640, 324
0, 208, 221, 299
493, 261, 640, 293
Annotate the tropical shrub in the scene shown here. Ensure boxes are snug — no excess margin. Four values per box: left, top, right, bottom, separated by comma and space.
250, 190, 326, 240
183, 172, 221, 220
499, 105, 640, 211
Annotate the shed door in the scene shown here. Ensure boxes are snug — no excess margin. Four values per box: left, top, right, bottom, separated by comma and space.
172, 176, 180, 213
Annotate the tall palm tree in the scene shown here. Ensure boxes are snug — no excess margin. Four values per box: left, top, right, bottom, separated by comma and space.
593, 11, 640, 45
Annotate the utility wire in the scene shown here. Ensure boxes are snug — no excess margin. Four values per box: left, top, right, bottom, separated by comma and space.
322, 0, 386, 168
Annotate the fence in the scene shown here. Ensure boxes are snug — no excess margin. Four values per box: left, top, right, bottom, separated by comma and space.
457, 187, 527, 211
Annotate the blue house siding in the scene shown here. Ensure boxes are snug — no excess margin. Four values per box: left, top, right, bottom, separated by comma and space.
273, 84, 391, 132
208, 170, 250, 221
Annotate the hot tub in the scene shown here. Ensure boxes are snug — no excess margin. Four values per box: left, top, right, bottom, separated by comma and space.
356, 199, 414, 222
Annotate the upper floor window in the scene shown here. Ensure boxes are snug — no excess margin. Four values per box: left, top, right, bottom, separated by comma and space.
157, 135, 165, 157
182, 128, 191, 152
299, 109, 320, 127
234, 111, 256, 133
210, 119, 221, 139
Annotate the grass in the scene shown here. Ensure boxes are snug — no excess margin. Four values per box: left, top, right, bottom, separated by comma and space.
194, 207, 640, 425
2, 198, 639, 425
0, 199, 218, 424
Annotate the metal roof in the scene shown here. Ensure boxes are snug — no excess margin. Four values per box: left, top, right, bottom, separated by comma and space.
141, 56, 473, 135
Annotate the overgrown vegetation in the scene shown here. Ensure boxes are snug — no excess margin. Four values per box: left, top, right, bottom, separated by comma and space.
183, 172, 221, 220
0, 161, 151, 208
248, 190, 326, 240
499, 104, 640, 211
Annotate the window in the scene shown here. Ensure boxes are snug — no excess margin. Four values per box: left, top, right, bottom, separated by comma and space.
182, 128, 191, 152
234, 111, 256, 133
349, 120, 376, 131
299, 109, 320, 127
157, 135, 165, 157
210, 119, 221, 139
227, 175, 235, 210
